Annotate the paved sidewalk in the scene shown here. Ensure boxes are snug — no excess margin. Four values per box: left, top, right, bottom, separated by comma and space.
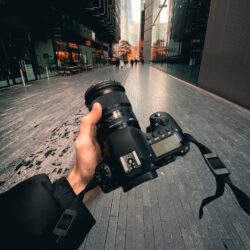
0, 65, 250, 249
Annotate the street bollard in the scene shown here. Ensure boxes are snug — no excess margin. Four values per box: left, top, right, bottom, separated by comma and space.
20, 68, 26, 86
45, 66, 50, 81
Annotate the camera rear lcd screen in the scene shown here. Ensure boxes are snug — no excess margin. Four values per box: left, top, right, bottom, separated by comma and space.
151, 135, 181, 157
207, 157, 225, 169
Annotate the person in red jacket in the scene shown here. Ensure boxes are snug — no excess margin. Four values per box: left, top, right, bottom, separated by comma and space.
0, 103, 103, 250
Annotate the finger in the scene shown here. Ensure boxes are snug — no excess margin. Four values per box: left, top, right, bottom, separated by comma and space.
88, 102, 102, 125
78, 103, 102, 138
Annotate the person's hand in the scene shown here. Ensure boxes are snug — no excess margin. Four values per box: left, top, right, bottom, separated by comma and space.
67, 103, 102, 196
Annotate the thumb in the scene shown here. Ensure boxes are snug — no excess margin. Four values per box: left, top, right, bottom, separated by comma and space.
78, 103, 102, 138
88, 103, 102, 125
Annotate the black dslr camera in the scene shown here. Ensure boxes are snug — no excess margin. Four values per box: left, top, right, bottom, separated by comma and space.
85, 80, 189, 193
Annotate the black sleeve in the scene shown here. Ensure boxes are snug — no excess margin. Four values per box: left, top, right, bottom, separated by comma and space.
0, 174, 96, 250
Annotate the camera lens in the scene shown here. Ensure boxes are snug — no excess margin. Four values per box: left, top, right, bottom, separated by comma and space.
84, 80, 158, 193
85, 80, 140, 138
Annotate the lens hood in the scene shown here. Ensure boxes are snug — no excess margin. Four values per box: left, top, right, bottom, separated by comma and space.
85, 80, 125, 108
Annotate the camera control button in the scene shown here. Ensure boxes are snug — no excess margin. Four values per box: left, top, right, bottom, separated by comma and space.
101, 164, 112, 178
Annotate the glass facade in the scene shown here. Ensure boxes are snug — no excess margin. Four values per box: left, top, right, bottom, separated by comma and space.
35, 39, 57, 79
120, 0, 141, 60
151, 0, 169, 61
150, 0, 211, 83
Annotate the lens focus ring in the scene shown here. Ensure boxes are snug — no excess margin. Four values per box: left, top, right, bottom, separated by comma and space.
85, 80, 125, 108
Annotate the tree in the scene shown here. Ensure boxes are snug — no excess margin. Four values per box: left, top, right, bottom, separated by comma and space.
118, 40, 132, 60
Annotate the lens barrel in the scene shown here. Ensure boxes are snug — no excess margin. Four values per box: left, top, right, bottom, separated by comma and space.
85, 80, 140, 137
85, 80, 126, 109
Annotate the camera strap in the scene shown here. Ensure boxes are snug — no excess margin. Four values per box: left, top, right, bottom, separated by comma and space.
183, 133, 250, 218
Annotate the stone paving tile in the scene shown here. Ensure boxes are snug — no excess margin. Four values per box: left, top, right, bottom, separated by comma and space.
0, 65, 250, 250
0, 65, 130, 190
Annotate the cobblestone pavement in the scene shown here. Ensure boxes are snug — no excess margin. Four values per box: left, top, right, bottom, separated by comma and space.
0, 65, 250, 250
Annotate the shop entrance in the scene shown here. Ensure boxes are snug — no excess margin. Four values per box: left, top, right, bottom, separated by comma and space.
10, 39, 36, 83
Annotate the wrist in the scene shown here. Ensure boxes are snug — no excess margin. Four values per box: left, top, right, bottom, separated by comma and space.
67, 164, 87, 195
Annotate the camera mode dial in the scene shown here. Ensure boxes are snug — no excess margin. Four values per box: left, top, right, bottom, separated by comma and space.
148, 112, 182, 133
95, 163, 112, 183
147, 112, 169, 132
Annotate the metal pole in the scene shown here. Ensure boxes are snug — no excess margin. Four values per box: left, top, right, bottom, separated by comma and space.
20, 68, 26, 86
45, 66, 50, 80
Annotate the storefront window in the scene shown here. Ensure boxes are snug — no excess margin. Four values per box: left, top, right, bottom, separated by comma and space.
54, 40, 70, 66
79, 45, 93, 65
56, 51, 69, 66
68, 43, 80, 65
35, 39, 57, 79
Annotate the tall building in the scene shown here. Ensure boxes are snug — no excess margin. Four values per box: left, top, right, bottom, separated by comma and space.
143, 0, 250, 109
120, 0, 141, 59
139, 0, 145, 58
143, 0, 210, 82
143, 0, 154, 63
120, 0, 132, 42
0, 0, 120, 87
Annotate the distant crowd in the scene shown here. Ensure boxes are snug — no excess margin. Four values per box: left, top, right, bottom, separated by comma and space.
115, 58, 144, 71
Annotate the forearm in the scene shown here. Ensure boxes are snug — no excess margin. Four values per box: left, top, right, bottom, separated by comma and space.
0, 174, 96, 250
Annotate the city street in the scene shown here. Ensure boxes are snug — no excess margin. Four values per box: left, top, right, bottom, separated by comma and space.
0, 65, 250, 249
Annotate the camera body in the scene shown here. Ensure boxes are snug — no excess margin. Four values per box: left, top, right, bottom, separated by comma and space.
85, 81, 189, 193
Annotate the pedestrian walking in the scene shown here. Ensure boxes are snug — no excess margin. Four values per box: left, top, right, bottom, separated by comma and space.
130, 59, 134, 68
115, 58, 120, 70
120, 59, 124, 70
